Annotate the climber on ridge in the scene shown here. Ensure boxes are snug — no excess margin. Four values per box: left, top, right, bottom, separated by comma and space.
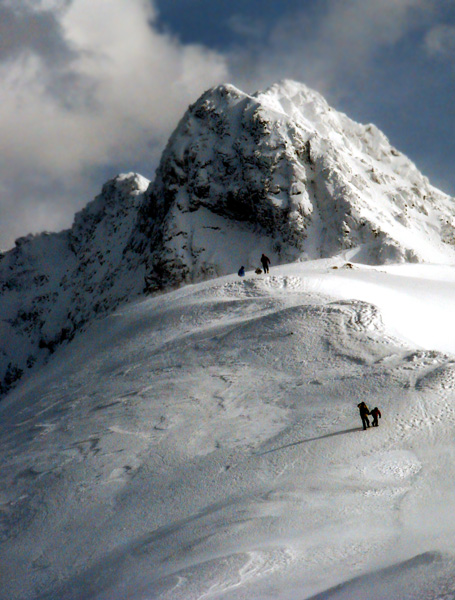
260, 254, 271, 274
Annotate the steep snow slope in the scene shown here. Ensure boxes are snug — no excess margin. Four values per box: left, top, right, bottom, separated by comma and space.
3, 260, 455, 599
3, 79, 455, 400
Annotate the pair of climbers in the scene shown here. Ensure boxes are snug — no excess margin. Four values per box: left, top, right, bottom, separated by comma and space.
238, 254, 271, 277
357, 402, 381, 430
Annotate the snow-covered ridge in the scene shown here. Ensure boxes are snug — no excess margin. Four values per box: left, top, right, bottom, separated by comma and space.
2, 80, 455, 396
0, 173, 149, 396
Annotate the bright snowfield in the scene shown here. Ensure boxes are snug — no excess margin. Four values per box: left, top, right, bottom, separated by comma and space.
4, 257, 455, 599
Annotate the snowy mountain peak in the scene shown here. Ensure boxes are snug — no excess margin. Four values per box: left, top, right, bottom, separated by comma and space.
133, 79, 455, 293
2, 81, 455, 397
70, 172, 149, 253
256, 78, 332, 116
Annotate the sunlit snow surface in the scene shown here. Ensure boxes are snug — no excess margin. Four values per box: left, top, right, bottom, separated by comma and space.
3, 258, 455, 599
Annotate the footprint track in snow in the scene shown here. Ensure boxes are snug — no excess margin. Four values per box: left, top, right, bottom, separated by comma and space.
214, 275, 305, 299
394, 390, 455, 443
333, 300, 384, 333
415, 362, 455, 392
262, 275, 305, 291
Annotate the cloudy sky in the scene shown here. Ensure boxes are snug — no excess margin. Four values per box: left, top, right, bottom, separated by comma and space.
1, 0, 455, 250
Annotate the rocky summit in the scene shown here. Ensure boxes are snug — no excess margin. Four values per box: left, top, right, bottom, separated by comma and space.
134, 79, 455, 291
1, 79, 455, 396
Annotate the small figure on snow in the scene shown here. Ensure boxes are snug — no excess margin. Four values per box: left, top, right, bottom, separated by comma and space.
238, 266, 245, 277
260, 254, 271, 274
357, 402, 370, 430
370, 407, 382, 427
255, 268, 262, 275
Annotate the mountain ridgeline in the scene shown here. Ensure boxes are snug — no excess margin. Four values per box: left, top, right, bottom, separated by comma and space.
2, 79, 455, 396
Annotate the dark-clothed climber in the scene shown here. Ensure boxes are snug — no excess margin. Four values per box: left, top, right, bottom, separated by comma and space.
260, 254, 271, 274
357, 402, 370, 430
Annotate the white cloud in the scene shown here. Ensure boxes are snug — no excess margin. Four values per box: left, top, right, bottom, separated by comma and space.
232, 0, 433, 97
424, 24, 455, 57
227, 14, 265, 40
0, 0, 228, 249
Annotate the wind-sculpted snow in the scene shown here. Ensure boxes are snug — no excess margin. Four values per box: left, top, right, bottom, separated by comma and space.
305, 552, 454, 600
4, 262, 455, 599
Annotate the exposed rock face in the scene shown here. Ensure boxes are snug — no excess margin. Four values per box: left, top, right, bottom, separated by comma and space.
2, 79, 455, 396
130, 80, 455, 291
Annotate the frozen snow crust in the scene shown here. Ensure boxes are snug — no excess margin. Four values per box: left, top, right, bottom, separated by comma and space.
2, 79, 455, 397
3, 260, 455, 599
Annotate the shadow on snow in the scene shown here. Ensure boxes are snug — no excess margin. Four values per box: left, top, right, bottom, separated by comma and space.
256, 427, 363, 456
